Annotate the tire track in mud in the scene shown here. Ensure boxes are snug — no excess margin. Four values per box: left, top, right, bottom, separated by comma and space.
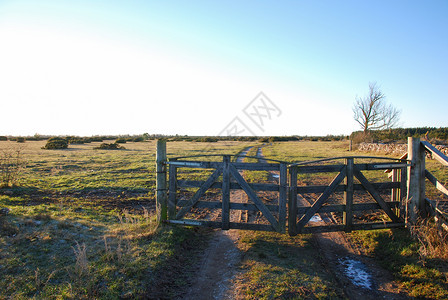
182, 147, 253, 300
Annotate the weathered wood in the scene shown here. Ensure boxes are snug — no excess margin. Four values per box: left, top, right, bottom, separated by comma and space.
222, 156, 230, 230
175, 166, 223, 219
301, 222, 405, 234
229, 164, 280, 231
295, 182, 400, 194
354, 167, 400, 223
166, 220, 275, 231
296, 169, 346, 233
356, 162, 409, 171
288, 166, 298, 236
407, 137, 426, 223
296, 165, 344, 173
177, 180, 279, 192
422, 140, 448, 167
425, 170, 448, 196
177, 200, 280, 212
156, 140, 168, 221
344, 158, 354, 232
167, 160, 221, 169
296, 202, 401, 214
232, 162, 280, 171
278, 163, 287, 233
168, 163, 177, 219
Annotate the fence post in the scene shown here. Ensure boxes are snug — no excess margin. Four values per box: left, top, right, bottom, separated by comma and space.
168, 159, 177, 219
278, 163, 287, 233
288, 166, 298, 236
222, 155, 230, 230
407, 137, 426, 224
344, 158, 354, 232
156, 139, 168, 221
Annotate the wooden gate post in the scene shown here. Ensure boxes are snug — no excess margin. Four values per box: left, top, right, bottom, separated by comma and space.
407, 137, 426, 224
156, 139, 168, 221
288, 166, 298, 236
343, 158, 354, 232
222, 155, 230, 230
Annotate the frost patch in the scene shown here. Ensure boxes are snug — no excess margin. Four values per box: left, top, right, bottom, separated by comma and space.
339, 257, 373, 289
309, 215, 322, 222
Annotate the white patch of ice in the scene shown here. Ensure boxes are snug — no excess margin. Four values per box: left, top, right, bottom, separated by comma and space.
339, 257, 373, 289
309, 215, 322, 222
272, 174, 280, 178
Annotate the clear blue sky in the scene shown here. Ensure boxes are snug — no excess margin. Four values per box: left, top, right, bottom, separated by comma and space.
1, 0, 447, 136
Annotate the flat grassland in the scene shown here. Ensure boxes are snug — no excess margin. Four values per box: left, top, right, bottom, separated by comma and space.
1, 140, 448, 299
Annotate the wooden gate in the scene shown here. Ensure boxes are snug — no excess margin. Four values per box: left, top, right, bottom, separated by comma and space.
288, 156, 408, 236
156, 141, 410, 235
165, 154, 288, 233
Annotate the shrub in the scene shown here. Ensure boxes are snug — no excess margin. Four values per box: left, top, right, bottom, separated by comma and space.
1, 148, 24, 188
95, 143, 125, 150
68, 138, 85, 144
16, 137, 25, 143
115, 138, 127, 144
133, 136, 144, 142
43, 137, 68, 149
0, 136, 7, 141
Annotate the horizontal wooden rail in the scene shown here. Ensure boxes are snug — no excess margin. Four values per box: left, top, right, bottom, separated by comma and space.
300, 222, 405, 234
289, 156, 408, 167
165, 219, 276, 232
176, 200, 280, 212
178, 180, 279, 191
296, 201, 401, 214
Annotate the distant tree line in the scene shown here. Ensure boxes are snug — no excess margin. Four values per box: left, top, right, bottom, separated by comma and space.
351, 127, 448, 143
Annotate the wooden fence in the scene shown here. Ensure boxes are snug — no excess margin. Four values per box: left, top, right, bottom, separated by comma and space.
155, 137, 448, 235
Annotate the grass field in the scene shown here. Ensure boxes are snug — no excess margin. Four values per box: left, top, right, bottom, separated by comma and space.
1, 139, 448, 298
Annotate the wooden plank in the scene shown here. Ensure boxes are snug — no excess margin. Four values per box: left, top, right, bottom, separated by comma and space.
354, 168, 400, 223
301, 222, 405, 233
167, 160, 221, 169
296, 169, 347, 232
425, 170, 448, 197
229, 164, 280, 232
296, 202, 401, 214
177, 180, 279, 192
295, 165, 344, 174
222, 156, 230, 230
168, 164, 177, 219
165, 220, 276, 231
295, 182, 400, 194
344, 158, 354, 232
156, 140, 168, 221
232, 162, 280, 171
278, 163, 287, 233
175, 166, 223, 219
356, 162, 409, 171
177, 200, 279, 212
422, 140, 448, 167
288, 166, 298, 236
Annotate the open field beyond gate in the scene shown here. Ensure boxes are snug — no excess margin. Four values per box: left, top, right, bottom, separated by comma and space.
1, 139, 448, 299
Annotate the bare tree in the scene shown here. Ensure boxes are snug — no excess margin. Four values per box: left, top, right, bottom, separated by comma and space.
353, 82, 401, 133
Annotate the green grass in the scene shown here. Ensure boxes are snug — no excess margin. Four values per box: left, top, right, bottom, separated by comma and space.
0, 140, 248, 299
234, 230, 345, 299
349, 228, 448, 299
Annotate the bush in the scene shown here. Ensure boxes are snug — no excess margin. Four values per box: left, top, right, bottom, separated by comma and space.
1, 148, 24, 188
16, 137, 25, 143
115, 138, 127, 144
43, 137, 68, 149
133, 136, 144, 142
0, 136, 7, 141
95, 143, 125, 150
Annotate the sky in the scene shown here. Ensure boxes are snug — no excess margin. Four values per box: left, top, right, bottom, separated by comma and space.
0, 0, 447, 137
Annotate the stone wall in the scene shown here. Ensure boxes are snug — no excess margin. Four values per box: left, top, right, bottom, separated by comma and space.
358, 142, 448, 158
